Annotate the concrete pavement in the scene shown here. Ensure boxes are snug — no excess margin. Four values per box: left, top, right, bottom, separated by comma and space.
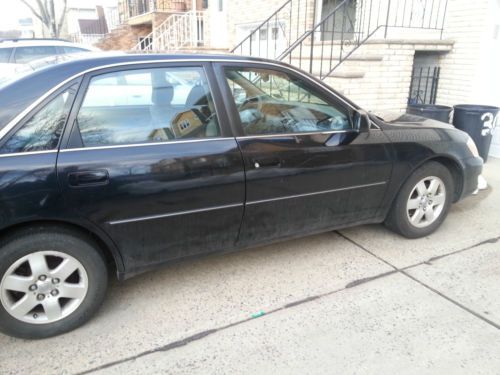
1, 158, 499, 375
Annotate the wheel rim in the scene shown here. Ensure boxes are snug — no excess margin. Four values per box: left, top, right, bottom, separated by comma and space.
406, 176, 446, 229
0, 251, 88, 325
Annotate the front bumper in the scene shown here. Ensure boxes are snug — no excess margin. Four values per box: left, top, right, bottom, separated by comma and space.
459, 156, 483, 199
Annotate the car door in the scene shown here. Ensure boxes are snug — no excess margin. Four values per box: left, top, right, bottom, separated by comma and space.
57, 62, 245, 273
215, 62, 393, 246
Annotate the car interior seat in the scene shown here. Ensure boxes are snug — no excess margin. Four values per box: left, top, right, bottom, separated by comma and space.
185, 84, 219, 137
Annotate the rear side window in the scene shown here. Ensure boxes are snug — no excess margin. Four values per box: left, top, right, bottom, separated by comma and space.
13, 46, 58, 64
0, 87, 75, 154
0, 48, 13, 63
76, 66, 221, 147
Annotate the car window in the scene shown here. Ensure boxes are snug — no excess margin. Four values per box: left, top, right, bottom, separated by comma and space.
225, 67, 351, 135
0, 87, 75, 154
62, 46, 88, 54
76, 66, 220, 147
13, 46, 58, 64
0, 48, 13, 63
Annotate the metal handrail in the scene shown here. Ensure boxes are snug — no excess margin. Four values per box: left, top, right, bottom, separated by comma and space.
281, 0, 449, 79
231, 0, 293, 53
233, 0, 449, 80
132, 10, 205, 52
230, 0, 316, 60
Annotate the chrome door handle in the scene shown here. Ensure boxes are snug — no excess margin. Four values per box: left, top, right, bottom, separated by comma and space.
253, 158, 281, 168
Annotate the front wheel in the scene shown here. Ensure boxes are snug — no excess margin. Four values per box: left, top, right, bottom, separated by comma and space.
0, 227, 108, 339
385, 161, 454, 238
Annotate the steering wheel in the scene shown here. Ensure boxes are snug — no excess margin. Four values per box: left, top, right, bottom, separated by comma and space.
238, 95, 263, 113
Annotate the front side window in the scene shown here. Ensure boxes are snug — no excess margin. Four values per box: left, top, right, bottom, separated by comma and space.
76, 66, 220, 147
225, 67, 351, 135
13, 46, 58, 63
0, 87, 74, 154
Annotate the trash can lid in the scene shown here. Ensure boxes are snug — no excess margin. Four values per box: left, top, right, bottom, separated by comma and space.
453, 104, 500, 112
407, 104, 452, 112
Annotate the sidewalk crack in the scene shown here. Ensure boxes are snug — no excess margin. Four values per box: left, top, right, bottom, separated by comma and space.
337, 230, 500, 331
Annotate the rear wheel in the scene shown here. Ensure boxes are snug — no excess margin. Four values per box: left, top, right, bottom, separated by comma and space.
0, 227, 108, 339
385, 161, 454, 238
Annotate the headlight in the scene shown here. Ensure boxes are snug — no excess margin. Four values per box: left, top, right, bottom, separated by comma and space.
466, 136, 480, 158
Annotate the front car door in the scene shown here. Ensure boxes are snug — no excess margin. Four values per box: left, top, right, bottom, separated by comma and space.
57, 62, 245, 275
215, 62, 393, 246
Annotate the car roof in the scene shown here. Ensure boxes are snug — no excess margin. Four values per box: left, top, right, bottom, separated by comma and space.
0, 38, 92, 49
44, 51, 274, 65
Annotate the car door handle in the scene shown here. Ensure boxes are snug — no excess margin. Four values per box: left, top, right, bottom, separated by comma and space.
68, 170, 109, 187
253, 158, 281, 168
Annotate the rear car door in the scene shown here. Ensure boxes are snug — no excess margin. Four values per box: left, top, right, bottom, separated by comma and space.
57, 62, 245, 273
216, 62, 393, 246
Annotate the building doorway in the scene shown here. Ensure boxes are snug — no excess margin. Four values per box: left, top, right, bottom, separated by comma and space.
408, 52, 441, 105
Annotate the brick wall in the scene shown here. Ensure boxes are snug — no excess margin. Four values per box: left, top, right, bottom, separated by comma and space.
322, 40, 453, 113
96, 24, 152, 51
436, 0, 490, 107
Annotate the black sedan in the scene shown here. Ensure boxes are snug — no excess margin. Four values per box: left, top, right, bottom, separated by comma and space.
0, 54, 482, 339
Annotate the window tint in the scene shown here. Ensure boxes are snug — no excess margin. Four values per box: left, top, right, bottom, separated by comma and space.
225, 67, 351, 135
0, 87, 74, 154
0, 48, 13, 63
77, 67, 220, 147
14, 46, 58, 63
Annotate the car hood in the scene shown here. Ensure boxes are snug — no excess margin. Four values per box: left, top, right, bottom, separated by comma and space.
374, 112, 454, 130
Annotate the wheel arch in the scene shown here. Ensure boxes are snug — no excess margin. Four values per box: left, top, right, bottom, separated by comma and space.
427, 155, 464, 202
386, 154, 465, 216
0, 219, 125, 279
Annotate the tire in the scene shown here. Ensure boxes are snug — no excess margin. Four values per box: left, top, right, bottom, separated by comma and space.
0, 226, 108, 339
385, 161, 454, 238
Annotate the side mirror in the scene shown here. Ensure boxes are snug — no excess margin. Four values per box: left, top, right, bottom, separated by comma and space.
353, 110, 371, 133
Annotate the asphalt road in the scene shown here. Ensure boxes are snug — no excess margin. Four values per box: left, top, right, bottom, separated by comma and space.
1, 158, 499, 375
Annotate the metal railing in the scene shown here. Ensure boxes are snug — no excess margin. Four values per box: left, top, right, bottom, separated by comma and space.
408, 66, 440, 105
69, 33, 106, 46
126, 0, 186, 18
132, 10, 205, 51
127, 0, 154, 18
231, 0, 316, 59
282, 0, 449, 79
233, 0, 449, 80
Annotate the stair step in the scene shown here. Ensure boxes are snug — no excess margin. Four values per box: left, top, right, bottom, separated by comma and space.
310, 70, 365, 79
327, 71, 365, 79
289, 57, 367, 79
283, 55, 384, 66
289, 54, 383, 63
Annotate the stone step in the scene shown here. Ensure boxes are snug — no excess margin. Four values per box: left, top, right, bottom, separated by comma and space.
289, 58, 368, 79
288, 53, 384, 62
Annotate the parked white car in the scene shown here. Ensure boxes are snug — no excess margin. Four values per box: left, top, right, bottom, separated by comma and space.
0, 38, 97, 64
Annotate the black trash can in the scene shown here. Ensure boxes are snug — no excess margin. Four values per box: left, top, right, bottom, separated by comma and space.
407, 104, 453, 123
452, 104, 499, 162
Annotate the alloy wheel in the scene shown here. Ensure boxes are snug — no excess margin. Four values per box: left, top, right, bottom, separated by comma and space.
0, 251, 88, 324
406, 176, 446, 228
